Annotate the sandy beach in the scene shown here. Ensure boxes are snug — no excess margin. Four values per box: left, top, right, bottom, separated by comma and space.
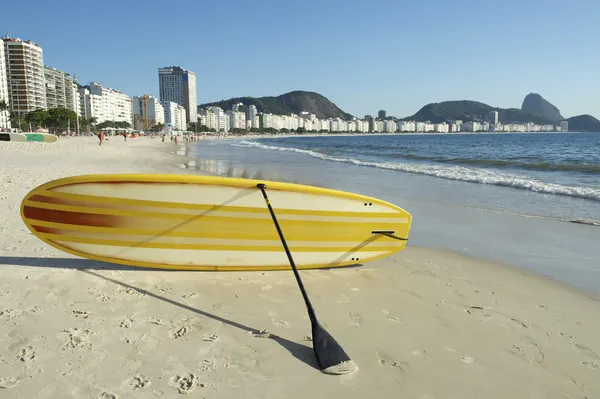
1, 136, 599, 398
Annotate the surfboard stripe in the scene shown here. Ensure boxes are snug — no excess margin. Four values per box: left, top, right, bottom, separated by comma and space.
22, 201, 408, 227
39, 232, 401, 252
31, 224, 401, 248
45, 241, 394, 270
38, 190, 406, 218
27, 219, 404, 243
27, 194, 408, 223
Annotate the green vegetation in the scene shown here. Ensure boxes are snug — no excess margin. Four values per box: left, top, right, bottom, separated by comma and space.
96, 120, 131, 129
199, 90, 353, 120
566, 115, 600, 132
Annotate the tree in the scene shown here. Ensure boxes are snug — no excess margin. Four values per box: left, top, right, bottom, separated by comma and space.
0, 100, 8, 112
150, 123, 164, 133
45, 108, 77, 132
25, 109, 50, 128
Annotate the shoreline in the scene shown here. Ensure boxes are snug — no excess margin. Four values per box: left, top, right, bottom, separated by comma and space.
191, 130, 595, 141
1, 137, 599, 398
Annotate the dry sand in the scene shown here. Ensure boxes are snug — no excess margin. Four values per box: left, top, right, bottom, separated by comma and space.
1, 136, 599, 398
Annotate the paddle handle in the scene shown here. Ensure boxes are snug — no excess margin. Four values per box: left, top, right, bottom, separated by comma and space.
257, 184, 318, 325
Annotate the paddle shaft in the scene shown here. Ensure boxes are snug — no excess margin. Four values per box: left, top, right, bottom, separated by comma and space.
256, 184, 318, 325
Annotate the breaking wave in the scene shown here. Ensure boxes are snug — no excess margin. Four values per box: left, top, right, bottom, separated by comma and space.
232, 140, 600, 202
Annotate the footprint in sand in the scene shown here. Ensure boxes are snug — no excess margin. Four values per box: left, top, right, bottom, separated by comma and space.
119, 318, 134, 329
99, 392, 118, 399
386, 315, 402, 323
571, 343, 600, 360
27, 306, 44, 314
60, 328, 93, 351
412, 349, 427, 358
202, 334, 219, 342
461, 356, 475, 364
376, 351, 408, 385
582, 361, 599, 371
348, 312, 363, 327
268, 312, 289, 329
512, 340, 544, 364
72, 310, 91, 319
181, 293, 197, 300
169, 373, 197, 394
509, 318, 528, 329
97, 294, 111, 302
149, 317, 164, 325
169, 326, 189, 339
0, 376, 20, 389
129, 374, 151, 390
17, 346, 36, 362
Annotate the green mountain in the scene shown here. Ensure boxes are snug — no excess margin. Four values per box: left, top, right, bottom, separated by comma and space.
403, 100, 556, 125
521, 93, 564, 122
566, 114, 600, 132
199, 91, 353, 120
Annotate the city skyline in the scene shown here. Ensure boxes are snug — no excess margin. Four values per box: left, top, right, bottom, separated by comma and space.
0, 34, 573, 134
1, 0, 599, 120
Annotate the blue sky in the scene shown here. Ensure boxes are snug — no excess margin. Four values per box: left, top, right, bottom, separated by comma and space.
2, 0, 599, 119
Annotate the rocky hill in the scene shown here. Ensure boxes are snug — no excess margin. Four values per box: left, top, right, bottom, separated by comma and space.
521, 93, 564, 122
403, 100, 556, 125
199, 91, 353, 120
566, 115, 600, 132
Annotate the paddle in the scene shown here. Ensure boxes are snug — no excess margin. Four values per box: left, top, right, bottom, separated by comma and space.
257, 183, 358, 375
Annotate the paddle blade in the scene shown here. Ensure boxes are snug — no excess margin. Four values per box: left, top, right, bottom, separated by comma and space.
312, 322, 358, 375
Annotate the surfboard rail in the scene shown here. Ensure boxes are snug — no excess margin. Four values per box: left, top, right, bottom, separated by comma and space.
21, 174, 412, 271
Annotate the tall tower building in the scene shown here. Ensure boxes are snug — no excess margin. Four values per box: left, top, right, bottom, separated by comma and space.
3, 37, 46, 115
378, 110, 386, 119
158, 66, 197, 123
0, 39, 10, 129
489, 110, 499, 126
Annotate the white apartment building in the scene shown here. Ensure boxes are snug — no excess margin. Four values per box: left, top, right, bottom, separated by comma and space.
162, 101, 187, 130
247, 105, 258, 128
3, 37, 46, 115
0, 41, 10, 129
227, 110, 246, 130
44, 67, 78, 112
132, 95, 165, 130
384, 120, 397, 133
198, 108, 217, 130
435, 123, 449, 133
82, 82, 132, 125
560, 120, 568, 132
210, 107, 227, 132
158, 66, 197, 123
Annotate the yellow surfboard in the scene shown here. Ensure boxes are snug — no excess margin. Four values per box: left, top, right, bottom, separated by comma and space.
20, 174, 412, 271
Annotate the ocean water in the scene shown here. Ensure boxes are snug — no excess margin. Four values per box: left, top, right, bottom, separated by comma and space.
187, 132, 600, 293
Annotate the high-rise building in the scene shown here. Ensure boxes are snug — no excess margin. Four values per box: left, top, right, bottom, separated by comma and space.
3, 37, 46, 116
83, 82, 132, 125
132, 95, 165, 130
161, 100, 187, 131
0, 40, 10, 130
44, 67, 78, 112
489, 110, 499, 126
560, 120, 568, 132
378, 110, 386, 119
158, 66, 197, 123
246, 104, 258, 128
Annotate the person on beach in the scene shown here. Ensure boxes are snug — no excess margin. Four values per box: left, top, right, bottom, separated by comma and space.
96, 131, 105, 146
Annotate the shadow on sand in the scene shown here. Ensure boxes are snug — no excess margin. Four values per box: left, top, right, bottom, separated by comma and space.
1, 255, 322, 371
